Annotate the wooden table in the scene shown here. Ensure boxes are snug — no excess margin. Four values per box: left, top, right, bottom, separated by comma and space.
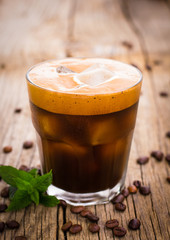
0, 0, 170, 239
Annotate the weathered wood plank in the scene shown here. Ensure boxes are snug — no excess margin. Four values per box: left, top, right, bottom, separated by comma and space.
0, 0, 169, 239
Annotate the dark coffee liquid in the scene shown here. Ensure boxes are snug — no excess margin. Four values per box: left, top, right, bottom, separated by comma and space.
30, 102, 138, 193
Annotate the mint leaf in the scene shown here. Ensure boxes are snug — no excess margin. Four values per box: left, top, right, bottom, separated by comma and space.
29, 168, 38, 177
40, 193, 59, 207
9, 186, 17, 200
0, 166, 33, 187
7, 190, 32, 211
14, 177, 34, 193
31, 170, 52, 192
30, 190, 39, 205
0, 166, 59, 211
0, 166, 21, 186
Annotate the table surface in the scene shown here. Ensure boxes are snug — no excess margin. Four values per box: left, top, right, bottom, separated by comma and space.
0, 0, 170, 239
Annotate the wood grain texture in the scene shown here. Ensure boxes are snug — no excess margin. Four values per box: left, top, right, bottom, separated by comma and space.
0, 0, 169, 239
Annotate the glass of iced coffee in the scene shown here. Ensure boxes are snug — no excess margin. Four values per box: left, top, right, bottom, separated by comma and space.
26, 58, 142, 205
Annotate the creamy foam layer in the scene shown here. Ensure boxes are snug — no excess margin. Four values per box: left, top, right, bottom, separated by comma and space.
26, 58, 142, 115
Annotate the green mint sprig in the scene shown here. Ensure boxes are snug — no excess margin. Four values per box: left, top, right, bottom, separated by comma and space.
0, 166, 59, 211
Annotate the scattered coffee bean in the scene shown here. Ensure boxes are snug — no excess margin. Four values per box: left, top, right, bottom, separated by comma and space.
3, 146, 12, 153
70, 206, 85, 214
145, 64, 152, 71
137, 156, 149, 165
115, 202, 126, 212
153, 59, 162, 65
133, 180, 141, 188
0, 222, 5, 232
122, 41, 133, 49
69, 224, 82, 234
113, 226, 127, 237
121, 188, 129, 198
58, 199, 67, 208
0, 63, 6, 69
139, 186, 151, 195
61, 221, 72, 232
159, 91, 168, 97
56, 66, 75, 74
19, 165, 30, 172
23, 141, 33, 149
128, 218, 141, 230
151, 151, 164, 161
1, 186, 9, 198
88, 223, 100, 233
105, 219, 119, 229
86, 212, 99, 222
166, 131, 170, 138
166, 177, 170, 183
165, 154, 170, 163
80, 209, 92, 217
6, 220, 20, 229
128, 185, 137, 194
15, 237, 27, 240
0, 204, 8, 212
14, 108, 22, 113
111, 194, 124, 204
37, 168, 42, 176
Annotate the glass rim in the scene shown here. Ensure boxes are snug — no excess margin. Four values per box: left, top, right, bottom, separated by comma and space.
26, 58, 143, 96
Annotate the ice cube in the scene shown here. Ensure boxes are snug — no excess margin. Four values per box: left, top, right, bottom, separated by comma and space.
56, 65, 76, 74
73, 64, 116, 87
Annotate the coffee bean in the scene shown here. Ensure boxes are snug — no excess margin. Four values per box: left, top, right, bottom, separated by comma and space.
1, 187, 9, 198
145, 64, 152, 71
0, 222, 5, 232
37, 168, 42, 176
69, 224, 82, 234
6, 220, 20, 229
115, 202, 126, 212
0, 63, 6, 69
166, 131, 170, 138
0, 176, 1, 181
19, 165, 30, 172
105, 219, 119, 229
159, 92, 168, 97
88, 223, 100, 233
153, 59, 162, 65
80, 209, 92, 217
166, 177, 170, 183
165, 154, 170, 163
3, 146, 12, 153
0, 204, 8, 212
113, 227, 127, 237
15, 237, 27, 240
121, 188, 129, 198
128, 218, 141, 230
139, 186, 151, 195
14, 108, 22, 113
137, 156, 149, 165
70, 206, 85, 214
23, 141, 33, 149
111, 194, 124, 204
133, 180, 141, 188
58, 199, 67, 208
61, 221, 72, 232
86, 212, 99, 222
128, 185, 137, 194
151, 151, 164, 161
122, 41, 133, 49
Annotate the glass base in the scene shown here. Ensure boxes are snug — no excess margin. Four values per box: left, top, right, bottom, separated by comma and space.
47, 180, 125, 206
